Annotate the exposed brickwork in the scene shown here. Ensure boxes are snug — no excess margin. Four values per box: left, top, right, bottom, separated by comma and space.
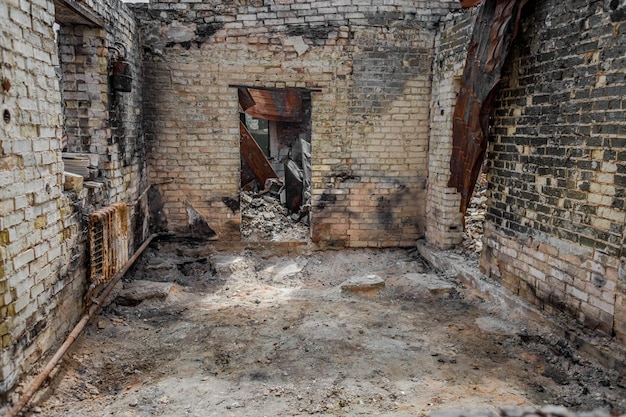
1, 0, 67, 393
426, 10, 476, 249
134, 1, 460, 248
480, 0, 626, 342
4, 0, 626, 403
57, 0, 148, 237
59, 25, 109, 156
0, 0, 145, 395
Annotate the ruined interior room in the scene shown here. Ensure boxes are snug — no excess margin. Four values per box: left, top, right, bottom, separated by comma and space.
1, 0, 626, 416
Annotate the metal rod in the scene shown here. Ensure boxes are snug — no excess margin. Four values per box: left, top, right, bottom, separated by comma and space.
5, 233, 159, 417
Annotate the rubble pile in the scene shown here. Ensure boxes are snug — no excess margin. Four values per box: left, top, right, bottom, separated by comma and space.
458, 173, 488, 255
240, 191, 309, 242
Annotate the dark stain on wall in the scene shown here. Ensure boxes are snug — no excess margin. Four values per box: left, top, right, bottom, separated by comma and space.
222, 197, 240, 213
377, 196, 394, 227
149, 186, 168, 233
350, 30, 431, 114
487, 0, 626, 259
286, 24, 338, 42
313, 171, 417, 245
195, 22, 224, 45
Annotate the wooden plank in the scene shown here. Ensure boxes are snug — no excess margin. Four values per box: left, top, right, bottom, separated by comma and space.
240, 121, 278, 186
245, 88, 303, 122
238, 87, 256, 112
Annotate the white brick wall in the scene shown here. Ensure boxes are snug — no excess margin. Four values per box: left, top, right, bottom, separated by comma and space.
425, 10, 476, 249
0, 0, 145, 396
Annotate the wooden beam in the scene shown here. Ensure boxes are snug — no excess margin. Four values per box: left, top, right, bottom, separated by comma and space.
240, 121, 278, 186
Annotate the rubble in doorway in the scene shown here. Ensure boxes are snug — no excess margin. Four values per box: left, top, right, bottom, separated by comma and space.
241, 190, 310, 242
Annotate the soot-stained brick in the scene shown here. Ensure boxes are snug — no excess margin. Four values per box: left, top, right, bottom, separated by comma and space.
285, 24, 337, 40
195, 22, 224, 45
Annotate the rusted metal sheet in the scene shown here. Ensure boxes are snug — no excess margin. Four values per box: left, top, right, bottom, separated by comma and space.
240, 121, 278, 186
448, 0, 529, 215
237, 87, 256, 112
244, 88, 303, 122
460, 0, 484, 8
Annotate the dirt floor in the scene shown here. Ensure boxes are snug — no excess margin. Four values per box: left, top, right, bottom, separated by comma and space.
23, 238, 626, 416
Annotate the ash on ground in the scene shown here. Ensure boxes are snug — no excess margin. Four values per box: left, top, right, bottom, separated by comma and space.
240, 191, 310, 242
29, 241, 626, 417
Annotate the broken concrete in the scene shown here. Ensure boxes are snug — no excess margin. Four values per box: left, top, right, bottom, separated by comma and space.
430, 406, 616, 417
25, 241, 626, 416
260, 260, 306, 282
240, 191, 309, 242
340, 274, 386, 293
402, 272, 456, 297
116, 280, 175, 304
417, 240, 626, 376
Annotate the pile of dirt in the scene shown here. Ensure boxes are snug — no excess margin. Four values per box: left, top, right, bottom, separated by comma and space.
21, 240, 626, 417
240, 191, 309, 242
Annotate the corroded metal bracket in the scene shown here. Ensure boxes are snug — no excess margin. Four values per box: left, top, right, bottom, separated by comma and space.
449, 0, 529, 216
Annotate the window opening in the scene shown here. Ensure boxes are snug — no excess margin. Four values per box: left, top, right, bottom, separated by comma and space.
54, 1, 107, 192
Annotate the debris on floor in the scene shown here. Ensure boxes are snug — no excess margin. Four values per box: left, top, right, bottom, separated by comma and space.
430, 405, 617, 417
115, 280, 177, 305
240, 191, 309, 241
340, 274, 385, 295
459, 172, 488, 256
27, 239, 626, 416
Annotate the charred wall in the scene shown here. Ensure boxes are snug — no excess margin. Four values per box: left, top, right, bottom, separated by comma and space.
480, 0, 626, 344
133, 1, 459, 247
426, 9, 477, 249
0, 0, 145, 398
56, 0, 148, 240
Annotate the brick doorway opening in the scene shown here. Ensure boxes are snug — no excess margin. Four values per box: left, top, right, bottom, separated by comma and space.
236, 86, 312, 242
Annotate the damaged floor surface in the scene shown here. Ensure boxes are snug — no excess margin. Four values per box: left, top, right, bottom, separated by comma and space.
25, 240, 626, 416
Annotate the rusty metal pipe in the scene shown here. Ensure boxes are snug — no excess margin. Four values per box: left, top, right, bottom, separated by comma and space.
6, 233, 159, 417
